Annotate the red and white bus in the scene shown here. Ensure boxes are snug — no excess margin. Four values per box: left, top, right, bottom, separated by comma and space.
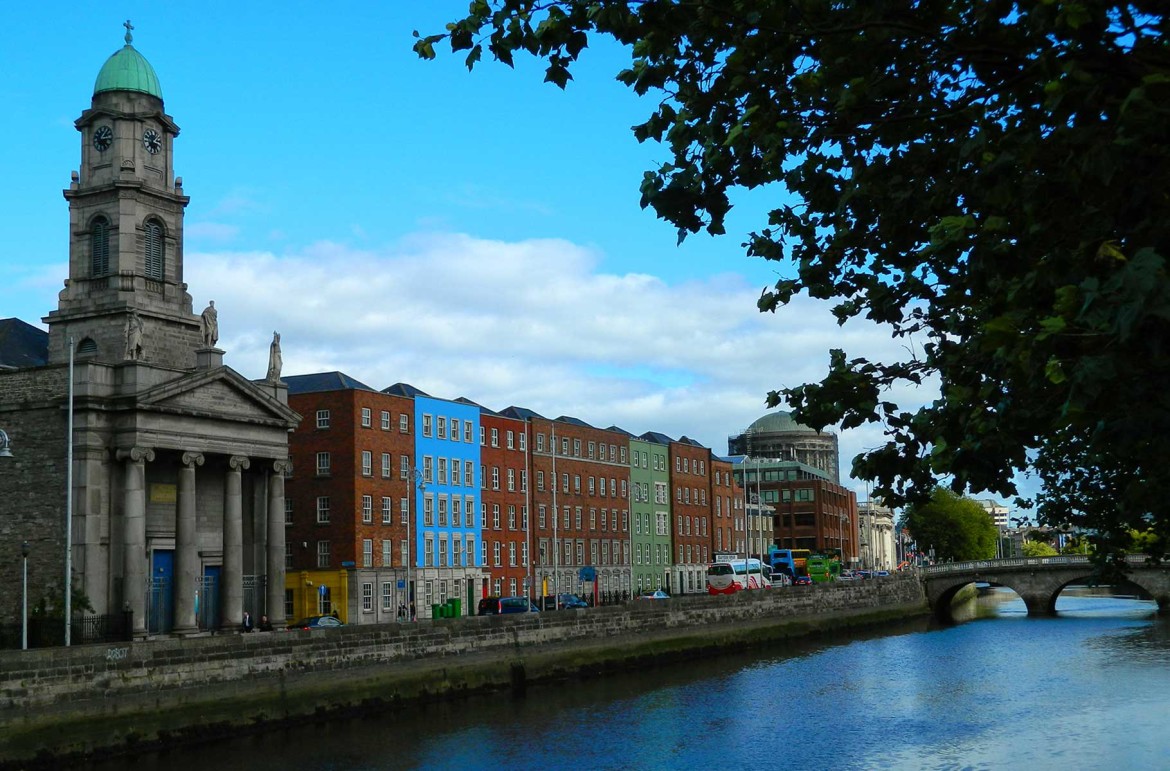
707, 558, 772, 594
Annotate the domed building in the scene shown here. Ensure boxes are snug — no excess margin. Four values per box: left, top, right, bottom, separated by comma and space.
728, 411, 857, 566
0, 25, 299, 637
727, 410, 840, 484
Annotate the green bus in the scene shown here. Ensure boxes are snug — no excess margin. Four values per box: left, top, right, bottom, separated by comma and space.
806, 551, 842, 583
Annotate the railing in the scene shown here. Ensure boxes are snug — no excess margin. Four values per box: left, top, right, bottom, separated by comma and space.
0, 612, 133, 650
919, 554, 1143, 576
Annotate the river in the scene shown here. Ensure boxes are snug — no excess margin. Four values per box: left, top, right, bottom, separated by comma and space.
84, 587, 1169, 770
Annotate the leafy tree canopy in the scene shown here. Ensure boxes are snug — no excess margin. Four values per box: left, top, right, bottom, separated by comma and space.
1021, 539, 1059, 557
905, 488, 999, 561
416, 2, 1170, 559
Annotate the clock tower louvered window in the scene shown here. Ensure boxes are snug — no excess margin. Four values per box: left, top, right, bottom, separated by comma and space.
91, 216, 110, 277
144, 220, 164, 280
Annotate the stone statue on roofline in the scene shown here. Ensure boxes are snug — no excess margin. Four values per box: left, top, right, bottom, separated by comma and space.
266, 331, 282, 382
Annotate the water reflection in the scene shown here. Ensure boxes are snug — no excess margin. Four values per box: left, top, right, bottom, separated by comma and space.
84, 592, 1169, 771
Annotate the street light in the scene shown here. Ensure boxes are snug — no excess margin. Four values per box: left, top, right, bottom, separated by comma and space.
21, 541, 30, 650
408, 467, 425, 621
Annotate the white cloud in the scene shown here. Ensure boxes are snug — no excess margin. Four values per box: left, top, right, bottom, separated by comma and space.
187, 231, 934, 499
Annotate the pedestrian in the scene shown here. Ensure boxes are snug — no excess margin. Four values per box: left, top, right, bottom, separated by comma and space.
409, 601, 416, 621
397, 603, 406, 621
241, 611, 254, 633
258, 614, 273, 632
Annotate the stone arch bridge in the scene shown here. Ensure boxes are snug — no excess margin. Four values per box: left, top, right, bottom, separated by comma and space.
922, 555, 1170, 621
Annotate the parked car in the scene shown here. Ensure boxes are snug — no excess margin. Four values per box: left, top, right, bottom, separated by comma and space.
557, 594, 589, 609
839, 570, 859, 582
638, 590, 670, 600
793, 576, 813, 586
287, 615, 343, 630
477, 596, 537, 615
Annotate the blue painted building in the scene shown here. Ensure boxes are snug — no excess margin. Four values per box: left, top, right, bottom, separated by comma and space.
391, 385, 482, 611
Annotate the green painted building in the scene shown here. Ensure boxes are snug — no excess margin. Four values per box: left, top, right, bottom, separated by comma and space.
629, 433, 673, 593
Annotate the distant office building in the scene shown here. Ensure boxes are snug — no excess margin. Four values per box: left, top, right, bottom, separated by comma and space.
858, 498, 897, 570
977, 499, 1011, 529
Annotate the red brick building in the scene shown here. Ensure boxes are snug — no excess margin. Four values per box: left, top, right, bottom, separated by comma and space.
284, 372, 415, 621
506, 409, 632, 603
669, 437, 715, 594
469, 402, 531, 599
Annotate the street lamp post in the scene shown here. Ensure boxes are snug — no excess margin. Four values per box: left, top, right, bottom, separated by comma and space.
407, 467, 426, 620
21, 541, 30, 650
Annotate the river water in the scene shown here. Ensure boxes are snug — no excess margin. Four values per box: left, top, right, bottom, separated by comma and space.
85, 587, 1169, 771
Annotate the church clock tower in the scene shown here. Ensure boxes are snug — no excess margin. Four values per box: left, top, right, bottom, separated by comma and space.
45, 21, 203, 369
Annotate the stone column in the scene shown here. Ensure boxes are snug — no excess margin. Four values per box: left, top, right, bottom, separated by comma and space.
173, 451, 204, 634
266, 460, 291, 624
118, 447, 154, 637
222, 455, 249, 631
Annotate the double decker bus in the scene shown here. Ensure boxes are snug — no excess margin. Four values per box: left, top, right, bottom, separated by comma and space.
807, 549, 843, 583
768, 547, 811, 582
706, 558, 772, 594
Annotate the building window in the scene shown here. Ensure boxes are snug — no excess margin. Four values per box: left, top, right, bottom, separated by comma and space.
316, 410, 330, 429
422, 414, 433, 437
493, 541, 501, 567
423, 455, 433, 483
492, 504, 501, 529
382, 453, 392, 478
401, 455, 410, 480
363, 539, 373, 567
438, 495, 448, 526
451, 418, 460, 441
537, 434, 545, 452
91, 216, 110, 276
424, 494, 434, 526
509, 542, 517, 567
284, 499, 293, 525
507, 469, 515, 492
438, 457, 448, 485
492, 467, 500, 490
144, 220, 165, 281
361, 407, 372, 427
316, 540, 331, 568
382, 496, 392, 524
465, 464, 474, 487
400, 413, 409, 432
519, 433, 526, 451
465, 422, 473, 443
316, 497, 330, 524
491, 428, 499, 447
362, 451, 372, 476
537, 471, 545, 491
507, 430, 514, 449
316, 452, 330, 475
285, 542, 293, 570
437, 416, 447, 439
362, 495, 373, 523
465, 498, 475, 527
381, 582, 393, 611
381, 410, 391, 430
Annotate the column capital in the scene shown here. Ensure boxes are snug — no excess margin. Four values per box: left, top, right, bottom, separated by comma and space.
181, 451, 205, 467
272, 459, 292, 476
228, 455, 251, 471
116, 446, 155, 463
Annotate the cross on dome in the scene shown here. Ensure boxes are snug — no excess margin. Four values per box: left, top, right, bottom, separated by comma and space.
124, 19, 134, 45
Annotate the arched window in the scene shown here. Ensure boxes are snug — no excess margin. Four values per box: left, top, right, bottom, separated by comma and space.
144, 220, 164, 281
91, 216, 110, 277
77, 338, 98, 356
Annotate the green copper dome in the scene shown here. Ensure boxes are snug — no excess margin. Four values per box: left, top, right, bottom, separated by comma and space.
93, 24, 162, 99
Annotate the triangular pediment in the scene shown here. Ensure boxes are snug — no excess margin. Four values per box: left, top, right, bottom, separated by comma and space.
136, 366, 300, 427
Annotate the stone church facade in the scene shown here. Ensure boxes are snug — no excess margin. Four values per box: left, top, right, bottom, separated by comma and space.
0, 28, 299, 636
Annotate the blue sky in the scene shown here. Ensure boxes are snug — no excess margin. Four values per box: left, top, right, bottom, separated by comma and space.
1, 2, 1021, 509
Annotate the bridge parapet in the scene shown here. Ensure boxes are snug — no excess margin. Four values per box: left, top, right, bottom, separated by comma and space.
923, 555, 1093, 576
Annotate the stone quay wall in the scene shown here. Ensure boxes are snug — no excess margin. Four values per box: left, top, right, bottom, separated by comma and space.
0, 576, 927, 766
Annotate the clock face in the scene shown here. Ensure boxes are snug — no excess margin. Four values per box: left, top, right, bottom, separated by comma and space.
142, 128, 162, 155
92, 125, 113, 152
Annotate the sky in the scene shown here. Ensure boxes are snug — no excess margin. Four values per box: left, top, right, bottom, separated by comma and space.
0, 2, 1019, 508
